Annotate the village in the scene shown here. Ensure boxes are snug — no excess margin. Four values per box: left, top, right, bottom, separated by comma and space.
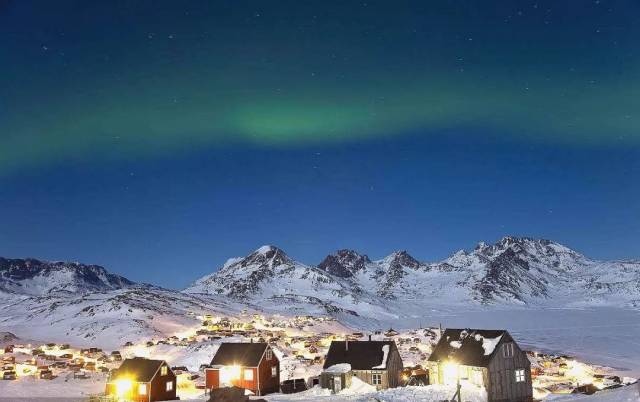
0, 311, 636, 402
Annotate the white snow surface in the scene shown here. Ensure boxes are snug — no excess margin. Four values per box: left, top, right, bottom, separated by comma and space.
481, 334, 503, 356
323, 363, 351, 374
372, 344, 390, 369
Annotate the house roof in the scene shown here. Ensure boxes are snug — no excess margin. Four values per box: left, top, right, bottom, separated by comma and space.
428, 329, 513, 367
323, 341, 397, 371
111, 358, 167, 382
210, 343, 269, 367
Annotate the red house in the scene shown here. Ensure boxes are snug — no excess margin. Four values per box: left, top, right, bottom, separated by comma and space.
105, 357, 177, 402
205, 342, 279, 396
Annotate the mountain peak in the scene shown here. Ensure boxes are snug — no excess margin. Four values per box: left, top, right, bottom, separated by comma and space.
0, 257, 134, 296
241, 245, 292, 268
381, 250, 422, 269
317, 249, 371, 278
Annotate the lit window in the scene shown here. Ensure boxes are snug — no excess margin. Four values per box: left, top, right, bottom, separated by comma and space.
503, 343, 514, 358
515, 369, 525, 383
160, 366, 168, 376
271, 366, 277, 378
138, 384, 147, 395
166, 381, 173, 392
244, 369, 254, 381
372, 373, 382, 385
266, 348, 273, 360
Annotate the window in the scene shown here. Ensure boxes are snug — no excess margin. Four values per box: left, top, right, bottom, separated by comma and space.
503, 343, 514, 358
138, 384, 147, 395
372, 373, 382, 385
515, 369, 526, 383
160, 366, 168, 376
166, 381, 173, 392
271, 366, 277, 378
265, 348, 273, 360
244, 369, 254, 381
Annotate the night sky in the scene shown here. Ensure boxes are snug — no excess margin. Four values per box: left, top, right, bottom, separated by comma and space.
1, 1, 639, 289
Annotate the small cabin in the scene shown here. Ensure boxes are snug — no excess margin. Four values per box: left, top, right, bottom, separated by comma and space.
205, 342, 279, 396
426, 329, 533, 402
321, 340, 403, 392
105, 357, 177, 402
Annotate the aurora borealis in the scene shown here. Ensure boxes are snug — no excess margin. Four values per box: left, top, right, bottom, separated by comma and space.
1, 1, 639, 287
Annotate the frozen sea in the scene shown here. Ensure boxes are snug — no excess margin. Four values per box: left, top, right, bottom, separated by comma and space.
372, 306, 640, 377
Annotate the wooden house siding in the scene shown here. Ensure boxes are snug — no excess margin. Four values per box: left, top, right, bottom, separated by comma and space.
486, 342, 533, 402
149, 365, 177, 402
257, 350, 280, 395
205, 369, 219, 389
385, 346, 403, 388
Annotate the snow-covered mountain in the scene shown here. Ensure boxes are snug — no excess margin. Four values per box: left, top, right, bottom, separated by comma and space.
0, 257, 134, 295
186, 237, 640, 311
2, 236, 639, 347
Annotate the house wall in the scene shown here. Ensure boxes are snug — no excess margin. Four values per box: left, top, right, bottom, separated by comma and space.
205, 368, 219, 389
234, 367, 258, 393
149, 364, 177, 402
257, 349, 280, 395
386, 347, 404, 388
320, 372, 352, 392
106, 382, 150, 402
487, 342, 533, 402
352, 370, 387, 390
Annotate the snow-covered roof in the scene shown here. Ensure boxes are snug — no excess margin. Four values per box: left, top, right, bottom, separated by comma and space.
428, 329, 516, 367
323, 340, 398, 370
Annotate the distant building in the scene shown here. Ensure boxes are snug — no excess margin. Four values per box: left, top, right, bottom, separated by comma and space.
105, 357, 176, 402
205, 342, 280, 396
426, 329, 533, 402
321, 340, 403, 392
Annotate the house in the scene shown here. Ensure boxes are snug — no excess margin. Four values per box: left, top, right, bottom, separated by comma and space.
105, 357, 177, 402
321, 340, 403, 392
426, 329, 533, 402
205, 342, 279, 396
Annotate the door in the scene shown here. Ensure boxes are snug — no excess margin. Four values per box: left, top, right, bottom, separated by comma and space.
333, 376, 341, 393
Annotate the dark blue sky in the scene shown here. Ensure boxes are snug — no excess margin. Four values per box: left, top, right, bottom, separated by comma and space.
1, 1, 639, 288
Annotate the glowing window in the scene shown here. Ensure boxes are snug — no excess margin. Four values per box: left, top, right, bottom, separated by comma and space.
265, 348, 273, 360
166, 381, 173, 391
515, 369, 525, 383
161, 366, 168, 376
372, 373, 382, 385
138, 384, 147, 395
244, 369, 254, 381
271, 366, 277, 378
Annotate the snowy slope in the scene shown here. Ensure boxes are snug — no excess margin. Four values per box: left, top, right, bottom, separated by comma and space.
0, 286, 237, 349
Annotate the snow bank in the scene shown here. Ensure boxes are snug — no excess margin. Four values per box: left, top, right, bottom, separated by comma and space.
544, 383, 639, 401
323, 363, 351, 374
338, 376, 376, 395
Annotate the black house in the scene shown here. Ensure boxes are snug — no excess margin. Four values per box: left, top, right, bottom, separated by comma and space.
426, 329, 533, 402
321, 340, 403, 392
